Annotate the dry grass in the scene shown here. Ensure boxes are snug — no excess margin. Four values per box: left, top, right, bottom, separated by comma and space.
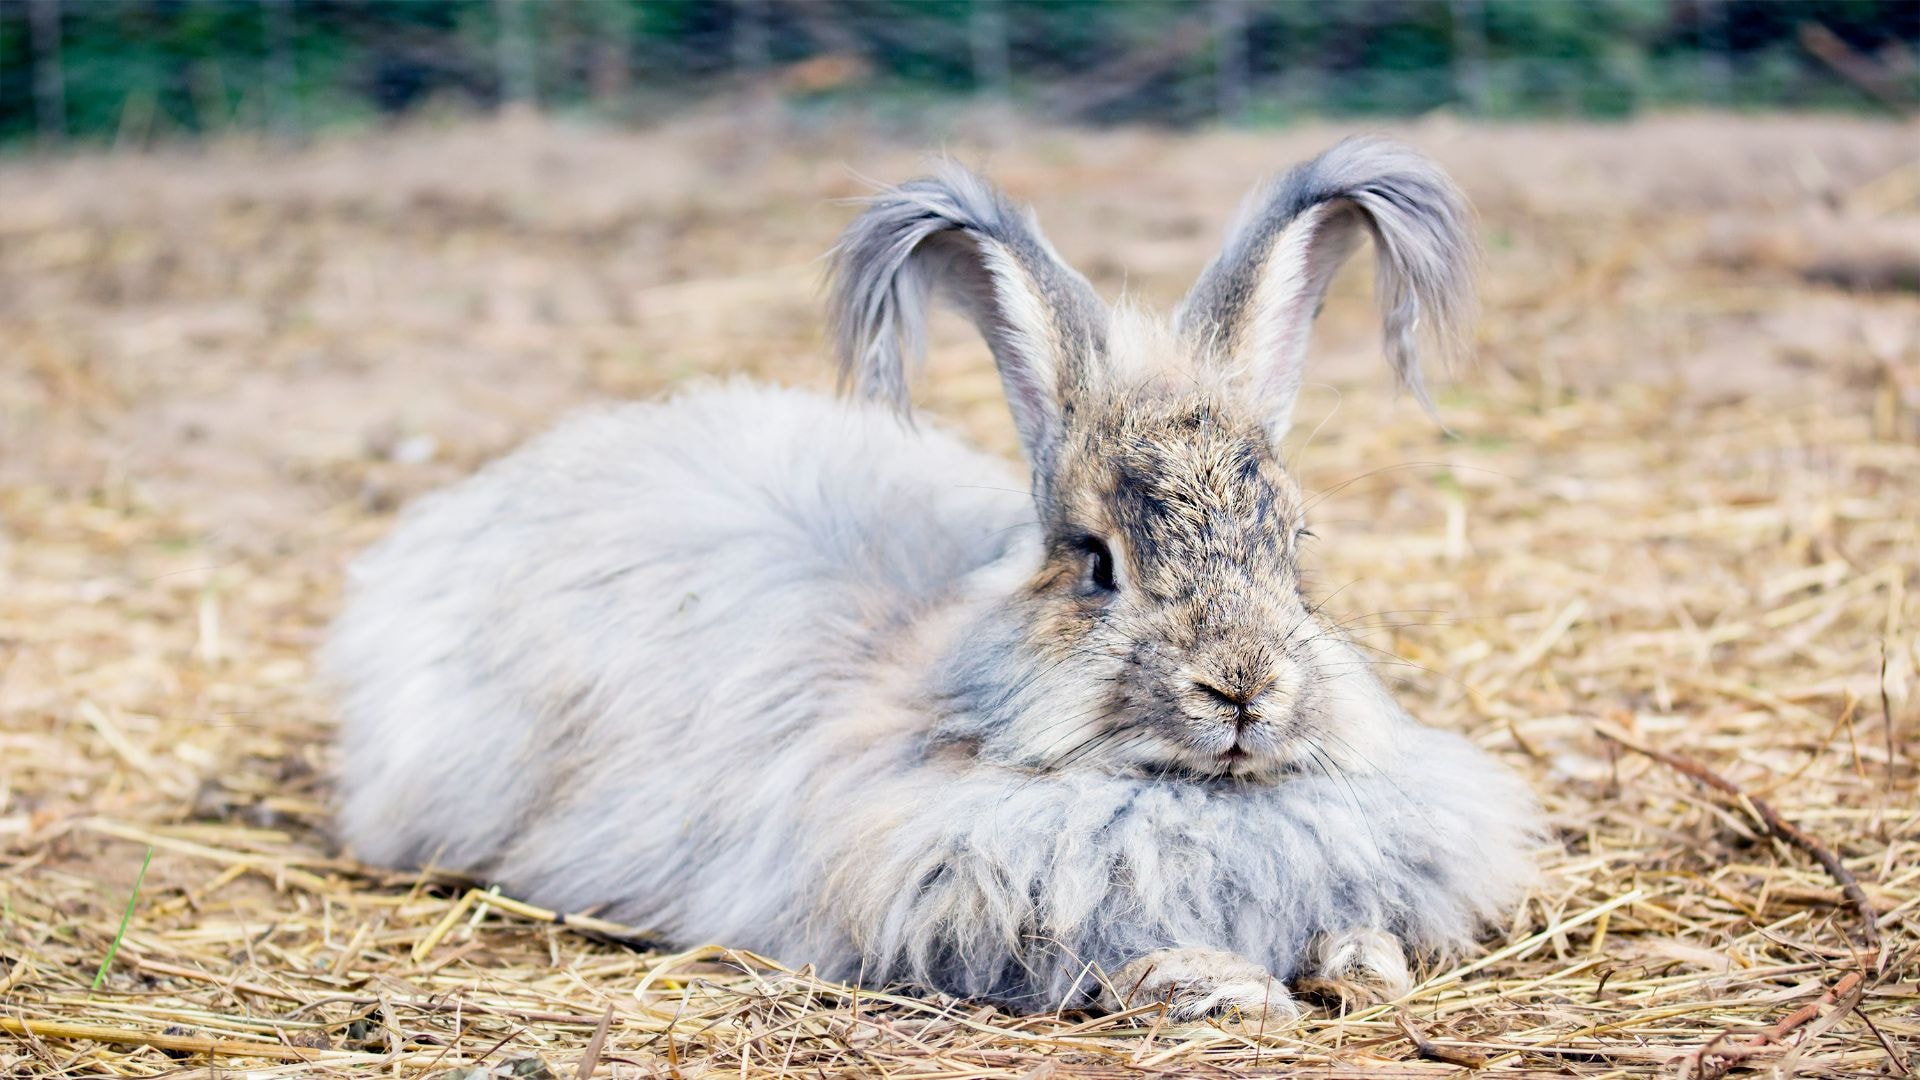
1, 112, 1917, 1078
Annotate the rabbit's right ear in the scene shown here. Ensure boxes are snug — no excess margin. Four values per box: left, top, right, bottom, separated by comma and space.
829, 165, 1107, 478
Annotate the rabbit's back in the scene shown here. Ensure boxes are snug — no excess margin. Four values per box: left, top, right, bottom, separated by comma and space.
324, 381, 1030, 900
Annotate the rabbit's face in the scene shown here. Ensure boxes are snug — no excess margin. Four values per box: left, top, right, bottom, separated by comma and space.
832, 148, 1474, 780
1016, 385, 1343, 781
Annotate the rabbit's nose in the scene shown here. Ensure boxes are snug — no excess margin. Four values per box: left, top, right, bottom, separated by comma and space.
1192, 675, 1277, 723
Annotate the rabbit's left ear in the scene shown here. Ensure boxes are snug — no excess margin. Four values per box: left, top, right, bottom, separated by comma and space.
1176, 138, 1477, 440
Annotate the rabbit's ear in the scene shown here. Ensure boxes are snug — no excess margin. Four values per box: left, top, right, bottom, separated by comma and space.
829, 164, 1106, 475
1175, 138, 1476, 440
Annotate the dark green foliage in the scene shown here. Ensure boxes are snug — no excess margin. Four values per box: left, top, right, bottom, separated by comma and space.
0, 0, 1913, 147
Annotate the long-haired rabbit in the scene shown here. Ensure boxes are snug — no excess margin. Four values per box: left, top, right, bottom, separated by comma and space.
325, 138, 1539, 1020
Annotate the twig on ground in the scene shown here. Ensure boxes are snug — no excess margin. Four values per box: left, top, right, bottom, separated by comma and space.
1677, 972, 1864, 1080
1596, 722, 1883, 969
1394, 1011, 1490, 1069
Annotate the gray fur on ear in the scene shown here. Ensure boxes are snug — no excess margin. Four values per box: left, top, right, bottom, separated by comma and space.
1176, 137, 1477, 438
827, 163, 1107, 475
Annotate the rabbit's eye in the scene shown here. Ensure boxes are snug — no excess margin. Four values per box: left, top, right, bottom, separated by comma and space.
1076, 535, 1118, 594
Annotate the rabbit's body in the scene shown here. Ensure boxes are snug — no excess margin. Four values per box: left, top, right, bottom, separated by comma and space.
329, 383, 1032, 935
330, 381, 1532, 1009
329, 139, 1541, 1018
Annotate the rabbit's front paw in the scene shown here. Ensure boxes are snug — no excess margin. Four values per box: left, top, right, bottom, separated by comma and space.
1295, 928, 1412, 1008
1100, 948, 1301, 1024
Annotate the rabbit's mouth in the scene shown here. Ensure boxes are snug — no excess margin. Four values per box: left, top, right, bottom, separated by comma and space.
1150, 713, 1314, 781
1154, 674, 1342, 780
1212, 725, 1268, 770
1146, 739, 1296, 783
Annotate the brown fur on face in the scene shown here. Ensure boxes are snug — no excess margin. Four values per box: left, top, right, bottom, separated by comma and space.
1019, 379, 1332, 780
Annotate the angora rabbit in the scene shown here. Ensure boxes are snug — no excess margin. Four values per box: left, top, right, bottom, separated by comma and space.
326, 137, 1539, 1020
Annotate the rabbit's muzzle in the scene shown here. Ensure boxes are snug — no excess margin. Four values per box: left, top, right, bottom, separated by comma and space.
1164, 664, 1315, 778
1118, 615, 1326, 780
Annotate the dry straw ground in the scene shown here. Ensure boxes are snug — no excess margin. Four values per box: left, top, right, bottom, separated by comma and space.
1, 112, 1917, 1078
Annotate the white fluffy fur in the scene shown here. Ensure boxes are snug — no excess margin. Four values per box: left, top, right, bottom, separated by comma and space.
327, 380, 1539, 1013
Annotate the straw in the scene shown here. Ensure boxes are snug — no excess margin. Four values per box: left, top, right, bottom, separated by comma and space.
1, 114, 1914, 1077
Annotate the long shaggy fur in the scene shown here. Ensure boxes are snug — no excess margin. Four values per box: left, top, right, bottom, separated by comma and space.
327, 142, 1538, 1015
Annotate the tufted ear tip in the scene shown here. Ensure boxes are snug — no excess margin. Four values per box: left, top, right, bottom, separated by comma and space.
824, 166, 1108, 478
1177, 138, 1478, 434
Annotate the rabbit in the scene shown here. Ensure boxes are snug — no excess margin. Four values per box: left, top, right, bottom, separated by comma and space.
324, 137, 1540, 1022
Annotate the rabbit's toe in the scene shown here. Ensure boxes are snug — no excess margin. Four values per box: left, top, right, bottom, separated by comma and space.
1296, 928, 1412, 1008
1100, 948, 1301, 1024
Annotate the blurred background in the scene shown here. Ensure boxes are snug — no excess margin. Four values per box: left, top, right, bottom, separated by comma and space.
0, 0, 1915, 145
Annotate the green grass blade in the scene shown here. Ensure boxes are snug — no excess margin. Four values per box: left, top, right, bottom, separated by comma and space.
90, 845, 153, 992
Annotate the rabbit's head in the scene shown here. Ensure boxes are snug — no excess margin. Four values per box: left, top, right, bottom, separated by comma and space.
829, 139, 1475, 781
